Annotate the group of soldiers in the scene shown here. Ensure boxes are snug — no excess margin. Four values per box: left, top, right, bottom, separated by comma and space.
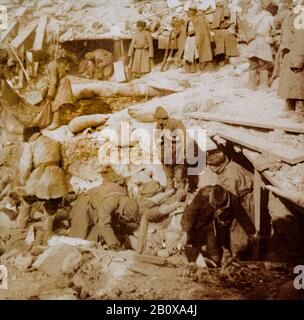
246, 0, 304, 123
18, 104, 257, 267
2, 0, 302, 267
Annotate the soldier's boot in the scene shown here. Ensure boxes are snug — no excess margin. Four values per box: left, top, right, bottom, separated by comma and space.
17, 201, 30, 229
47, 111, 60, 130
293, 100, 304, 123
248, 70, 257, 90
280, 99, 295, 118
259, 70, 269, 90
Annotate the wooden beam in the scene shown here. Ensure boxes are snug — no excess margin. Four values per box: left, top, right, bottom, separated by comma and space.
190, 112, 304, 134
0, 21, 18, 43
134, 254, 167, 266
217, 128, 304, 165
11, 20, 38, 49
33, 15, 48, 52
253, 169, 262, 233
265, 185, 304, 210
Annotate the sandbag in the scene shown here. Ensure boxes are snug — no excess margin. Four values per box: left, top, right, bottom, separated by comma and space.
68, 114, 109, 134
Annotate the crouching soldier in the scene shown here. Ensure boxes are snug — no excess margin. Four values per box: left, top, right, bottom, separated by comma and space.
181, 185, 255, 267
69, 182, 140, 250
19, 127, 68, 235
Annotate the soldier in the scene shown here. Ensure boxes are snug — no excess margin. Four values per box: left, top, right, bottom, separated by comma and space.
181, 3, 213, 70
33, 49, 75, 130
19, 127, 68, 235
128, 21, 154, 78
80, 49, 114, 80
153, 106, 187, 191
211, 0, 240, 67
246, 1, 278, 90
181, 185, 256, 267
69, 182, 140, 250
207, 147, 254, 222
278, 0, 304, 123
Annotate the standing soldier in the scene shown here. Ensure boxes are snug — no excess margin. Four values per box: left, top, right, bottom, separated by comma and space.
33, 49, 75, 130
246, 1, 278, 90
153, 106, 187, 191
128, 21, 154, 78
278, 0, 304, 123
211, 0, 240, 67
181, 3, 213, 70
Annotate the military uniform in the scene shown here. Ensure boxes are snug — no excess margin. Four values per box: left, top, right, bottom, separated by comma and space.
70, 183, 140, 248
211, 1, 239, 62
180, 10, 213, 65
19, 133, 67, 200
154, 107, 187, 190
245, 9, 274, 89
278, 13, 304, 119
210, 159, 254, 223
34, 59, 75, 129
128, 29, 154, 75
181, 185, 255, 265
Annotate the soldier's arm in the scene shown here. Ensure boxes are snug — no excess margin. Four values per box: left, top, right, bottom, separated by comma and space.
95, 197, 120, 248
47, 62, 58, 100
19, 143, 33, 185
147, 32, 154, 58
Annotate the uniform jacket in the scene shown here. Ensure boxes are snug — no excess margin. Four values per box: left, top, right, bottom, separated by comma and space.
211, 3, 239, 57
213, 160, 254, 220
19, 134, 67, 199
245, 10, 274, 62
180, 14, 213, 63
156, 118, 187, 166
181, 186, 255, 248
278, 13, 304, 100
69, 183, 137, 247
128, 30, 154, 74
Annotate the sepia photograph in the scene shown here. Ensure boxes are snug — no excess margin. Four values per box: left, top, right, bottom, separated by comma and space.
0, 0, 304, 303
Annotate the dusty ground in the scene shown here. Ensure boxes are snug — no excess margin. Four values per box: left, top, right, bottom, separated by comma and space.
0, 245, 297, 300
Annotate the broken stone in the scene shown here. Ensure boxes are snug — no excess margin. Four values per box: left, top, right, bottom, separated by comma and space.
62, 250, 82, 275
68, 114, 109, 134
14, 254, 33, 271
25, 225, 35, 246
32, 244, 82, 277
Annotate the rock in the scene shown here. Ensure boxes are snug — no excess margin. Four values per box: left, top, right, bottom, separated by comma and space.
25, 225, 35, 246
62, 250, 82, 274
32, 244, 82, 277
68, 114, 109, 134
14, 254, 33, 270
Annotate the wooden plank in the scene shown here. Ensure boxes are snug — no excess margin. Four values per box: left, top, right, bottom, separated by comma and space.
134, 254, 167, 266
11, 20, 38, 49
242, 149, 304, 211
0, 21, 18, 43
217, 128, 304, 165
33, 16, 48, 51
265, 185, 304, 210
190, 112, 304, 134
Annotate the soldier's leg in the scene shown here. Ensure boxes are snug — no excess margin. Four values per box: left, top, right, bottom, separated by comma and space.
248, 58, 258, 90
163, 164, 174, 191
174, 164, 185, 190
294, 100, 304, 123
206, 224, 223, 267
